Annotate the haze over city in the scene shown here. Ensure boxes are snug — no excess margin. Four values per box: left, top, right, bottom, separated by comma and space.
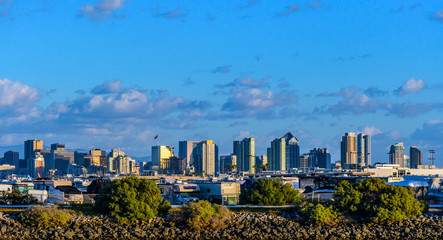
1, 0, 443, 166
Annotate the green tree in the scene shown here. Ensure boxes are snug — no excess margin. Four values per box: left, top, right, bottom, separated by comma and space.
300, 201, 340, 225
20, 207, 71, 227
182, 201, 231, 229
0, 189, 37, 205
94, 176, 170, 222
334, 178, 425, 221
240, 178, 301, 205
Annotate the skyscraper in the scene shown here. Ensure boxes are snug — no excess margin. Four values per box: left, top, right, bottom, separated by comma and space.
267, 138, 286, 171
309, 148, 331, 169
24, 139, 43, 161
219, 155, 237, 174
194, 140, 217, 176
151, 145, 174, 172
410, 146, 422, 168
281, 132, 300, 170
233, 137, 255, 173
389, 142, 405, 166
341, 132, 357, 169
3, 151, 19, 168
28, 152, 45, 178
179, 141, 200, 168
357, 133, 371, 166
51, 143, 65, 151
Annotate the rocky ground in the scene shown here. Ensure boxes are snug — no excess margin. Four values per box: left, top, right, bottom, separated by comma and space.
0, 212, 442, 239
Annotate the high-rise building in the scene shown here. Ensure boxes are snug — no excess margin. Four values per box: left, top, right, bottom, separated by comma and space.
24, 139, 43, 161
179, 141, 200, 168
28, 152, 45, 178
341, 132, 357, 169
107, 149, 135, 174
219, 155, 237, 174
389, 142, 405, 166
89, 149, 104, 166
281, 132, 300, 170
357, 133, 371, 166
51, 150, 75, 175
3, 151, 19, 169
404, 155, 410, 168
299, 155, 311, 172
233, 137, 255, 173
309, 148, 331, 169
151, 145, 174, 172
267, 138, 286, 171
194, 140, 217, 176
51, 143, 65, 151
410, 146, 422, 169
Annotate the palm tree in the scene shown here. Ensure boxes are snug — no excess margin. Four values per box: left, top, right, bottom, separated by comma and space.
264, 163, 270, 171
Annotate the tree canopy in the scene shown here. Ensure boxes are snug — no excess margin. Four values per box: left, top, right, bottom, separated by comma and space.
94, 176, 170, 222
334, 178, 425, 221
240, 178, 301, 206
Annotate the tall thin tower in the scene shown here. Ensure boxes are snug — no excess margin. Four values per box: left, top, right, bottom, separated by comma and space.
429, 150, 435, 166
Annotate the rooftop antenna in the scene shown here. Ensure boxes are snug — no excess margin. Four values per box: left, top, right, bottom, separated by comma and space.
429, 150, 435, 166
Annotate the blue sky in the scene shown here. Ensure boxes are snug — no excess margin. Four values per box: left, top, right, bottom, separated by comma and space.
1, 0, 443, 165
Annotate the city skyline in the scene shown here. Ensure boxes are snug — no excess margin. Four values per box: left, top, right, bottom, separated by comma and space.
0, 1, 442, 166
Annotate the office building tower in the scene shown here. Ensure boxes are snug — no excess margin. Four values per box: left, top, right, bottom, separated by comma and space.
152, 145, 174, 172
28, 152, 45, 178
51, 150, 75, 175
404, 155, 410, 168
281, 132, 300, 170
410, 146, 422, 169
299, 155, 311, 172
51, 143, 65, 151
89, 148, 105, 166
267, 138, 286, 171
389, 142, 405, 166
341, 132, 357, 169
107, 149, 135, 174
194, 140, 217, 176
357, 133, 371, 166
233, 137, 255, 173
261, 155, 268, 167
4, 151, 19, 169
169, 156, 186, 174
24, 139, 43, 161
219, 155, 237, 174
179, 141, 200, 168
74, 151, 88, 166
309, 148, 331, 169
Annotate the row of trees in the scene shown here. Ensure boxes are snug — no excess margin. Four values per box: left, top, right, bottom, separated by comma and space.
240, 177, 425, 224
92, 176, 425, 225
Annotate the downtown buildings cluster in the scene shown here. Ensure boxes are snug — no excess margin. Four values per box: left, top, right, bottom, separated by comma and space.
1, 140, 137, 178
0, 131, 430, 179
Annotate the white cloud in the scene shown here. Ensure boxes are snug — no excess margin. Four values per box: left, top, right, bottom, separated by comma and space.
394, 78, 426, 96
0, 78, 40, 108
79, 0, 128, 22
362, 126, 382, 136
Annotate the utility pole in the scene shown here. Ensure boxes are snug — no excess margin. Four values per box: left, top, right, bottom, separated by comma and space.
429, 150, 435, 166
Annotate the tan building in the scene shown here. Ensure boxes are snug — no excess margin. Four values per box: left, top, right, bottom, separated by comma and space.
24, 139, 43, 160
341, 132, 357, 169
152, 145, 174, 172
194, 140, 217, 176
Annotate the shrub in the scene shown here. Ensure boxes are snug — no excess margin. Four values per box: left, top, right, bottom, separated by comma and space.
20, 207, 71, 227
181, 201, 231, 230
334, 178, 425, 222
94, 176, 171, 223
0, 189, 37, 205
240, 178, 301, 206
299, 201, 340, 225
